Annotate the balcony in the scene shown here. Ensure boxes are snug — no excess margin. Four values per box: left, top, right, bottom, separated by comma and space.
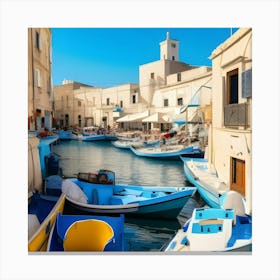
224, 103, 250, 128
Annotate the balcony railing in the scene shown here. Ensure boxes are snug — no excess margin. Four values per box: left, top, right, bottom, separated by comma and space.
224, 103, 250, 128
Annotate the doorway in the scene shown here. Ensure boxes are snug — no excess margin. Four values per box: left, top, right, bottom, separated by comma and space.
230, 157, 245, 196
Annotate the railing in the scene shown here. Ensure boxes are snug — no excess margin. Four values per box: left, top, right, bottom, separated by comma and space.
224, 103, 250, 128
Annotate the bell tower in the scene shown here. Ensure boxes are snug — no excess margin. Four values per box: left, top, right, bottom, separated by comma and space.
160, 31, 179, 61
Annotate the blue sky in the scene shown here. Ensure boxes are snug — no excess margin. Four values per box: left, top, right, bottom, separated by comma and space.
52, 28, 238, 88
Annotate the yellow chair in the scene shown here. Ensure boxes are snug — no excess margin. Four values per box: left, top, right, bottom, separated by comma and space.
63, 219, 114, 251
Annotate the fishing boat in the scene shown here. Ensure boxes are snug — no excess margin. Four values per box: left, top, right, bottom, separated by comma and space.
112, 139, 159, 150
49, 170, 196, 219
180, 157, 230, 208
82, 134, 117, 141
57, 130, 82, 141
130, 144, 203, 160
28, 192, 66, 251
82, 134, 106, 141
165, 191, 252, 252
47, 213, 125, 252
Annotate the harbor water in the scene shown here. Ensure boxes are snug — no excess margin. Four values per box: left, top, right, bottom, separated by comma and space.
52, 140, 205, 251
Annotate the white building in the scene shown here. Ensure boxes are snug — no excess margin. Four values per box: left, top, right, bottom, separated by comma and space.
54, 31, 213, 132
209, 28, 252, 213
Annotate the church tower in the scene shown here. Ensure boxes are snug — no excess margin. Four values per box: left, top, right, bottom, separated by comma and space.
160, 31, 179, 61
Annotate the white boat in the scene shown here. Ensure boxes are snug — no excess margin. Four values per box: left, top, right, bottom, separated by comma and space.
165, 191, 252, 252
180, 157, 229, 208
112, 138, 158, 149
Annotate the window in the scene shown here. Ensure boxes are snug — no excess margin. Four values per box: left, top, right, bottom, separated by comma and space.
78, 100, 82, 107
65, 114, 69, 127
171, 43, 176, 48
36, 31, 41, 50
78, 115, 81, 127
106, 98, 110, 106
47, 79, 50, 94
164, 99, 169, 107
177, 73, 181, 82
172, 56, 175, 61
66, 96, 69, 107
177, 98, 183, 106
150, 72, 154, 79
227, 69, 239, 104
132, 95, 136, 104
231, 157, 245, 196
34, 69, 41, 87
120, 101, 123, 108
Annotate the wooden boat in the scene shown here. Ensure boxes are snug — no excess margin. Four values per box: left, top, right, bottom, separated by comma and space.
130, 144, 203, 160
52, 170, 196, 220
112, 139, 159, 150
47, 213, 125, 252
82, 134, 106, 141
28, 192, 66, 251
180, 157, 230, 208
165, 191, 252, 252
82, 134, 117, 141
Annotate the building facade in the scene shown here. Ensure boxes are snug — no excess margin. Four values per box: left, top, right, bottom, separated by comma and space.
139, 32, 193, 107
53, 80, 96, 128
53, 31, 213, 132
53, 81, 141, 129
209, 28, 252, 213
28, 28, 52, 130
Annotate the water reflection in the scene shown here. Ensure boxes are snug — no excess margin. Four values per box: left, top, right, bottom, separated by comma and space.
52, 140, 205, 251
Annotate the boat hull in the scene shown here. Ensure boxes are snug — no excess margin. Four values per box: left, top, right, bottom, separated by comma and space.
28, 193, 66, 252
64, 193, 192, 220
130, 145, 201, 160
181, 158, 221, 208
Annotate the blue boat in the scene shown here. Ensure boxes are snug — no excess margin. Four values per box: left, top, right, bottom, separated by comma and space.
82, 134, 117, 141
82, 134, 106, 141
48, 170, 196, 220
180, 157, 230, 208
47, 213, 125, 252
130, 144, 203, 160
165, 191, 252, 252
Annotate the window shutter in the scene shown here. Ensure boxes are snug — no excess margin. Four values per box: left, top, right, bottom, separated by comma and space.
242, 69, 252, 98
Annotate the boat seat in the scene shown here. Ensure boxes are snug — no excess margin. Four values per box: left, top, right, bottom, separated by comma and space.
92, 187, 113, 205
63, 219, 114, 251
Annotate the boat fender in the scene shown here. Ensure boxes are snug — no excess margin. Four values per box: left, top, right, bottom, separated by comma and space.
62, 179, 88, 204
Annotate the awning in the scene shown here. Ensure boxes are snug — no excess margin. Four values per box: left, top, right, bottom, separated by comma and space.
142, 112, 172, 123
116, 110, 149, 123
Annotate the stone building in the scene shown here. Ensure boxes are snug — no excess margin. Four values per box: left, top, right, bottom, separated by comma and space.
28, 28, 52, 130
53, 31, 212, 132
209, 28, 252, 213
53, 80, 96, 128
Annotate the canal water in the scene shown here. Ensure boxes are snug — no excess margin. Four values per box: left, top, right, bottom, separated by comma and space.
52, 140, 205, 252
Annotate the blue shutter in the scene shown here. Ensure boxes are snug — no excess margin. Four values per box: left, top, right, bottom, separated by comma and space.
242, 69, 252, 98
